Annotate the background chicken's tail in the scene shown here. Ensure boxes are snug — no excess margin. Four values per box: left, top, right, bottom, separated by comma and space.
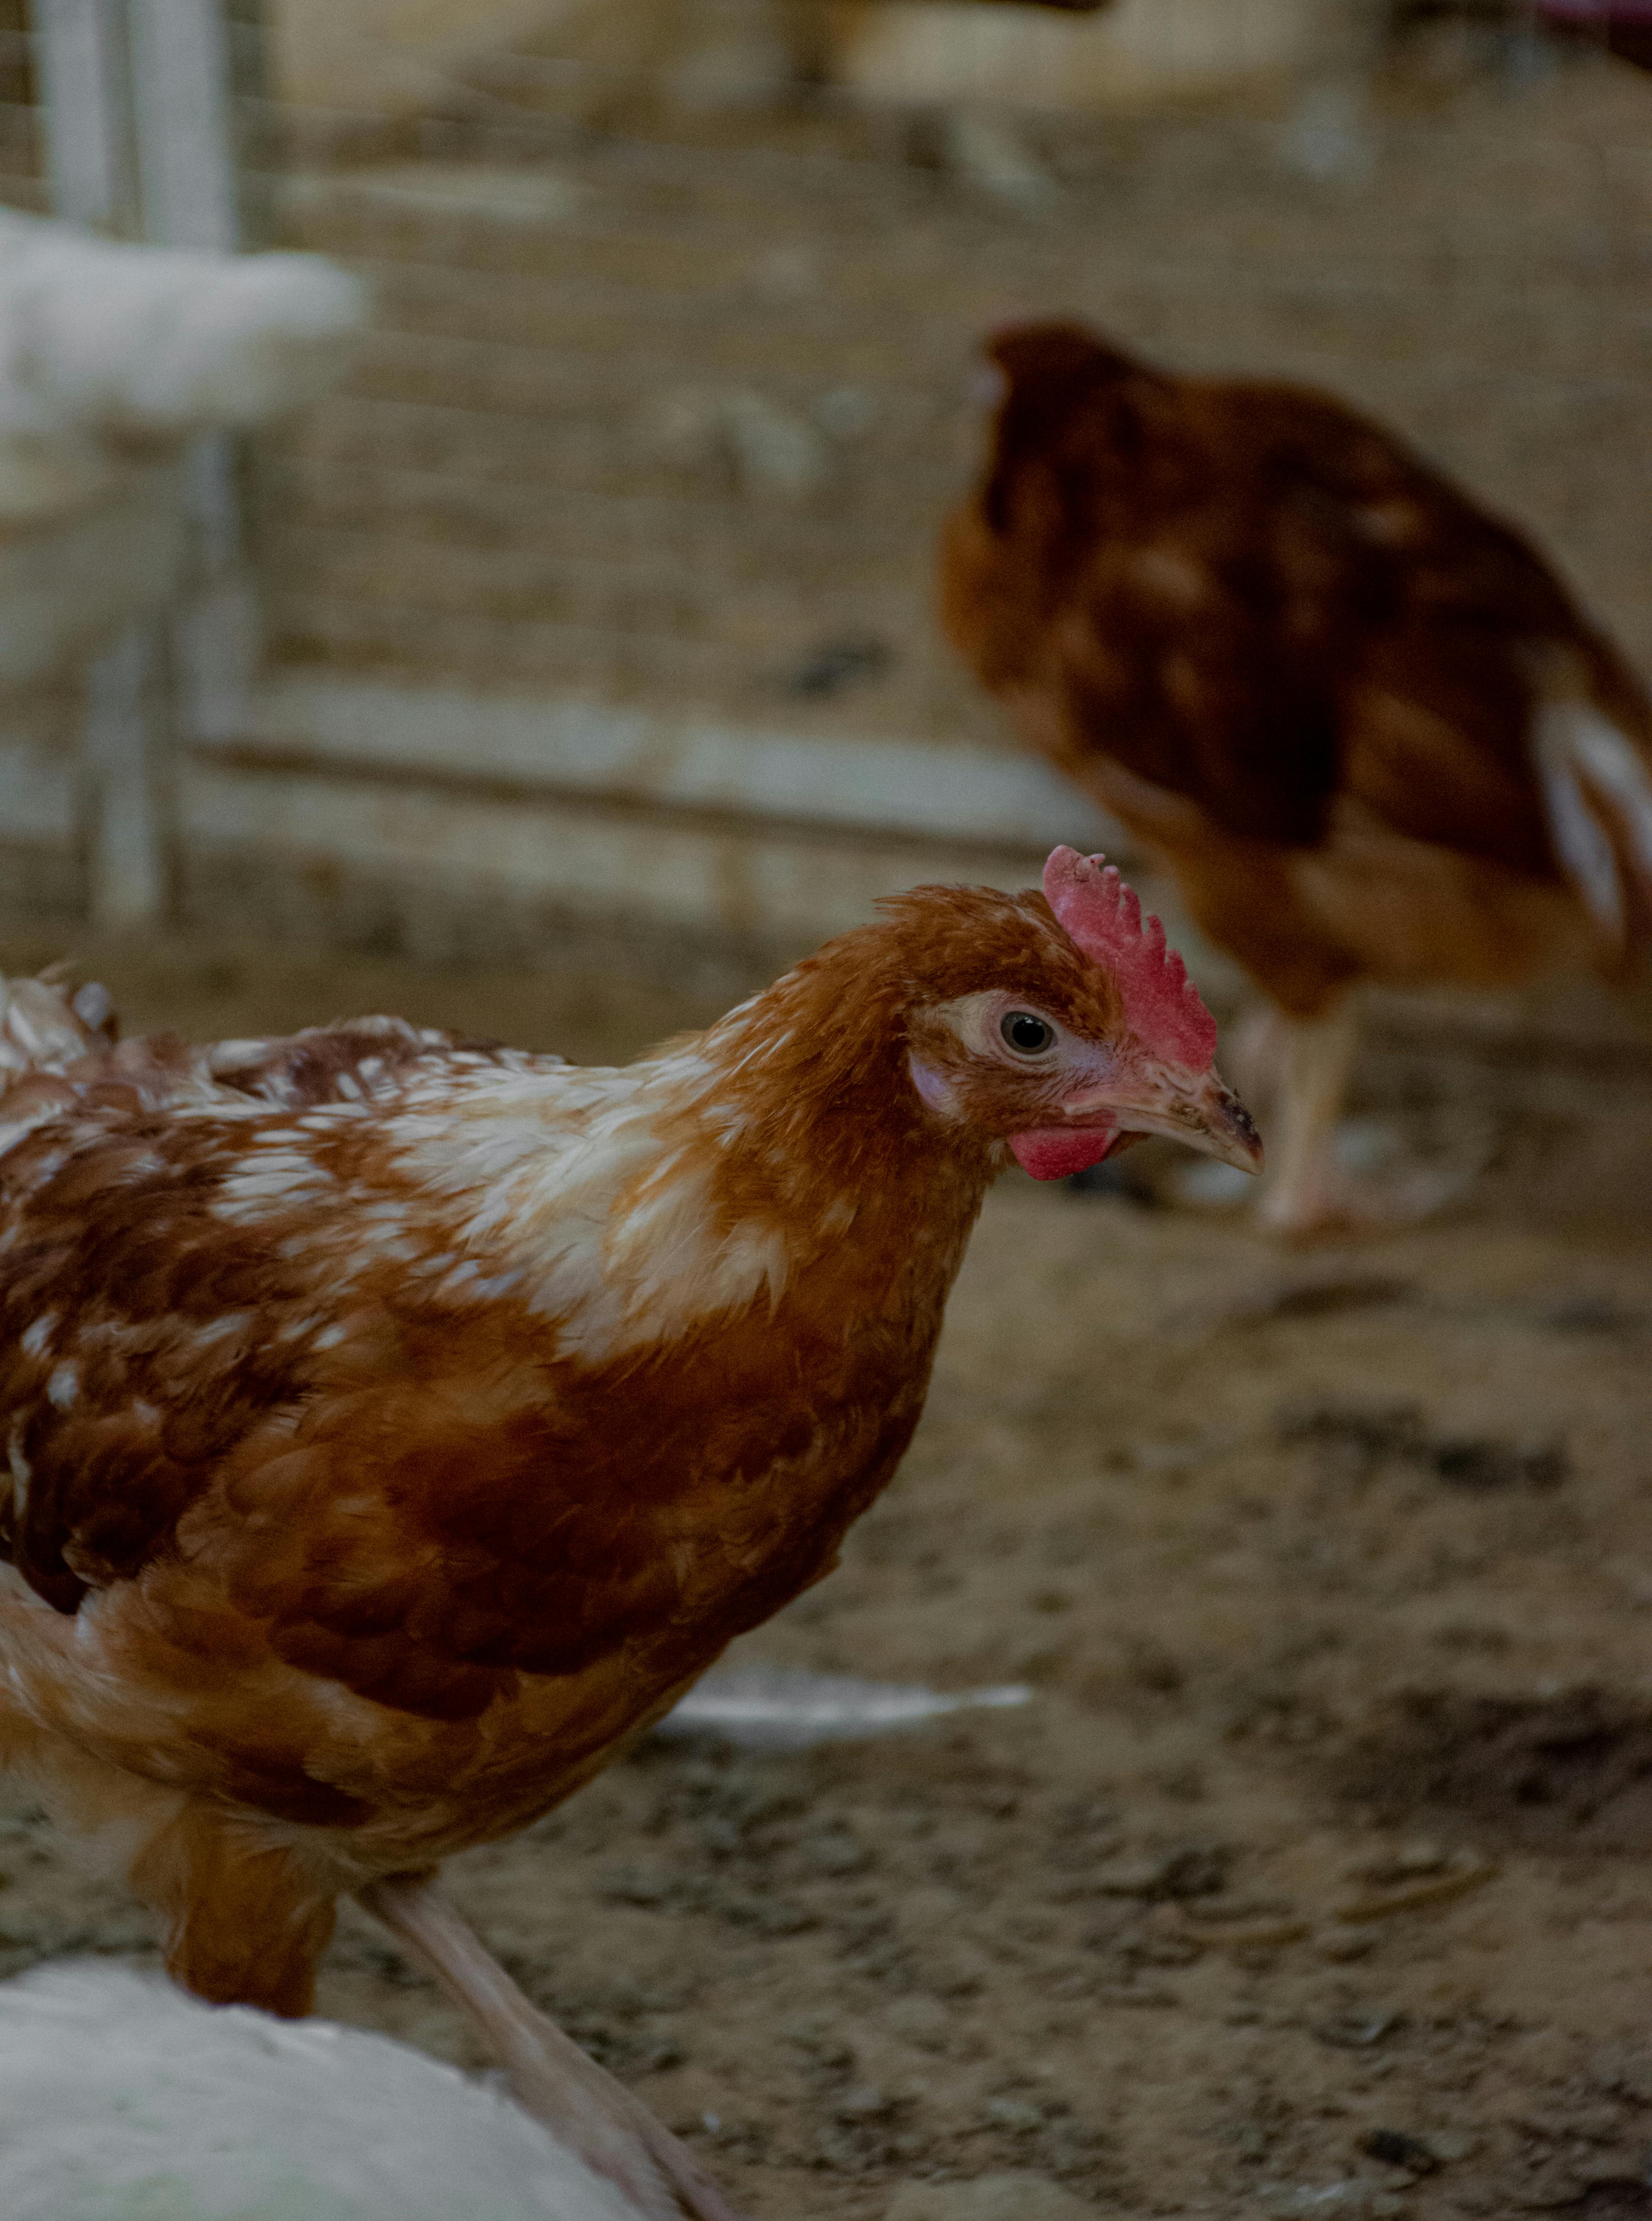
1530, 656, 1652, 958
0, 972, 117, 1089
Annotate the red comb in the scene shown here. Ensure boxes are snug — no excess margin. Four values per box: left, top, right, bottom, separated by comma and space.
1042, 846, 1217, 1069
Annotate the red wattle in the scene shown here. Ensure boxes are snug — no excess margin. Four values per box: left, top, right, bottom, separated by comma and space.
1009, 1128, 1119, 1180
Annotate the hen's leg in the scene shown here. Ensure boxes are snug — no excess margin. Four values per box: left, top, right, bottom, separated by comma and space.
1254, 999, 1493, 1234
1254, 1001, 1358, 1236
128, 1804, 337, 2017
361, 1873, 745, 2221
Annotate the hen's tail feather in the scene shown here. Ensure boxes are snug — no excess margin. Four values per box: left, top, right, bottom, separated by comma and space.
0, 973, 117, 1086
1532, 698, 1652, 954
0, 973, 120, 1160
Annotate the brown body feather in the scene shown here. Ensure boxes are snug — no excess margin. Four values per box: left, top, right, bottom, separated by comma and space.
942, 324, 1652, 1019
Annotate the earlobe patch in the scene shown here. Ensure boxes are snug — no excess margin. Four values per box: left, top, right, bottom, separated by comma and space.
908, 1055, 961, 1119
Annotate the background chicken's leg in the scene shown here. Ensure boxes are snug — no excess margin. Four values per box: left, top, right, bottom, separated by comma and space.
1255, 1001, 1358, 1236
360, 1874, 747, 2221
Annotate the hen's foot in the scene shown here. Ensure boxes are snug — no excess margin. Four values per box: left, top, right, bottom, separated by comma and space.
359, 1875, 745, 2221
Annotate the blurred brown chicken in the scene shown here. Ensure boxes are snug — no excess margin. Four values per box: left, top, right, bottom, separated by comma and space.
941, 320, 1652, 1231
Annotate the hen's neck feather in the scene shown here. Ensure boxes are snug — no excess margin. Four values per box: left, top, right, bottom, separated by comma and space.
388, 921, 994, 1364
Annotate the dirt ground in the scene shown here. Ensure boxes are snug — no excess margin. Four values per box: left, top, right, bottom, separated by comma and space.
1, 937, 1651, 2220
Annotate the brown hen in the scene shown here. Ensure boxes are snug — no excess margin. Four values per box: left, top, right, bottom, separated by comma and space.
942, 322, 1652, 1231
0, 854, 1255, 2219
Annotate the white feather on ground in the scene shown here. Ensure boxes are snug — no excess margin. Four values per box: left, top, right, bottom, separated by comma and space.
0, 1961, 648, 2221
658, 1666, 1032, 1750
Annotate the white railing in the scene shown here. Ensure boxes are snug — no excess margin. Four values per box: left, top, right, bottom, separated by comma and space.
32, 0, 251, 928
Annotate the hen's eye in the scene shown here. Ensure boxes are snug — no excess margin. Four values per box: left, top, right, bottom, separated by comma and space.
1001, 1011, 1055, 1056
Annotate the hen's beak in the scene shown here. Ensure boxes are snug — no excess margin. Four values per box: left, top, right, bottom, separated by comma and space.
1068, 1065, 1264, 1174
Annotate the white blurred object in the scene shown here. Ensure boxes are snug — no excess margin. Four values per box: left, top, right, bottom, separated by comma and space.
940, 109, 1062, 212
0, 209, 367, 529
0, 209, 367, 750
1277, 77, 1377, 182
658, 1665, 1032, 1749
0, 1960, 648, 2221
